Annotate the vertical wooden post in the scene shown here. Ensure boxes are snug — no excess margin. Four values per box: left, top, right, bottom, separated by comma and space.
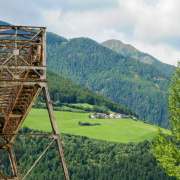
42, 85, 70, 180
7, 145, 19, 180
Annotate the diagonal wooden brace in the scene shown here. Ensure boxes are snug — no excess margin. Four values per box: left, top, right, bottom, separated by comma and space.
0, 149, 8, 164
0, 170, 7, 180
0, 106, 14, 133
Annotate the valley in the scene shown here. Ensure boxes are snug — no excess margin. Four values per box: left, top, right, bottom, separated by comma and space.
45, 35, 172, 128
23, 108, 170, 143
0, 20, 178, 180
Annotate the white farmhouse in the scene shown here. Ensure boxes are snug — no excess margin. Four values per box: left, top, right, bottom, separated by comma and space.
91, 114, 97, 118
109, 113, 115, 119
115, 113, 123, 119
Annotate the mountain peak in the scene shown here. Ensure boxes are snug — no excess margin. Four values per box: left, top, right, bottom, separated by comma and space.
101, 39, 174, 76
102, 39, 137, 51
103, 39, 123, 43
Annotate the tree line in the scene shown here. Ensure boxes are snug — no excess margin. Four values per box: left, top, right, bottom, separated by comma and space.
0, 127, 176, 180
35, 70, 140, 118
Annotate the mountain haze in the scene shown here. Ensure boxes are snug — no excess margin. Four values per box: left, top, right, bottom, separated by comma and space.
101, 39, 175, 76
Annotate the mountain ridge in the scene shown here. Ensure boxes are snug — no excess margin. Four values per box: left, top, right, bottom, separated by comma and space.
45, 36, 171, 128
44, 69, 139, 117
101, 39, 175, 76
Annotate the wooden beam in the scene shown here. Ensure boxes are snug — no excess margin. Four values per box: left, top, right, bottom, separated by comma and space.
10, 87, 41, 143
42, 85, 70, 180
0, 149, 7, 164
0, 106, 14, 133
0, 170, 7, 180
7, 147, 19, 180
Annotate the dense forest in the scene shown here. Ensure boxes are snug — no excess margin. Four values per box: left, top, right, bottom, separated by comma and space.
1, 127, 176, 180
46, 35, 171, 128
101, 39, 175, 76
35, 70, 140, 118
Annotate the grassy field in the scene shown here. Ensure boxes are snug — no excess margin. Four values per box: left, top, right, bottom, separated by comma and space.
71, 103, 94, 108
23, 108, 170, 143
54, 105, 87, 112
70, 103, 115, 113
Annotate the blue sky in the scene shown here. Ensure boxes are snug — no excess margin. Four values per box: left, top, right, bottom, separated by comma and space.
1, 0, 180, 66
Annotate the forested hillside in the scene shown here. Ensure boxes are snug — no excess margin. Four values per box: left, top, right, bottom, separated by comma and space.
38, 70, 139, 117
46, 35, 171, 128
1, 127, 176, 180
101, 39, 175, 76
0, 20, 172, 127
0, 20, 177, 180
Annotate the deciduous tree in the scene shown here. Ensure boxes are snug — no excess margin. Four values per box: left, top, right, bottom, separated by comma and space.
152, 62, 180, 179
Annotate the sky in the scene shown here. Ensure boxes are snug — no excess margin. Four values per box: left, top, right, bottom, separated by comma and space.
1, 0, 180, 66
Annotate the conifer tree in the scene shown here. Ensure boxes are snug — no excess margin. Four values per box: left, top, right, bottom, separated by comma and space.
152, 62, 180, 179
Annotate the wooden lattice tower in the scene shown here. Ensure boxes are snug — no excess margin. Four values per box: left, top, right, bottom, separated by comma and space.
0, 25, 69, 180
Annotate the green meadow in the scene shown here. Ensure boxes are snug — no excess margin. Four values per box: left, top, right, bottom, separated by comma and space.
71, 103, 94, 108
23, 108, 170, 143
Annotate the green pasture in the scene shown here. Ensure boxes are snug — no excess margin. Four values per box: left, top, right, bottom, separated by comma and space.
70, 103, 115, 113
70, 103, 94, 108
23, 108, 170, 143
54, 105, 86, 112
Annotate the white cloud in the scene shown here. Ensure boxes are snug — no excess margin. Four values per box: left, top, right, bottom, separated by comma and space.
129, 41, 179, 66
1, 0, 180, 66
116, 0, 180, 42
43, 0, 180, 44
